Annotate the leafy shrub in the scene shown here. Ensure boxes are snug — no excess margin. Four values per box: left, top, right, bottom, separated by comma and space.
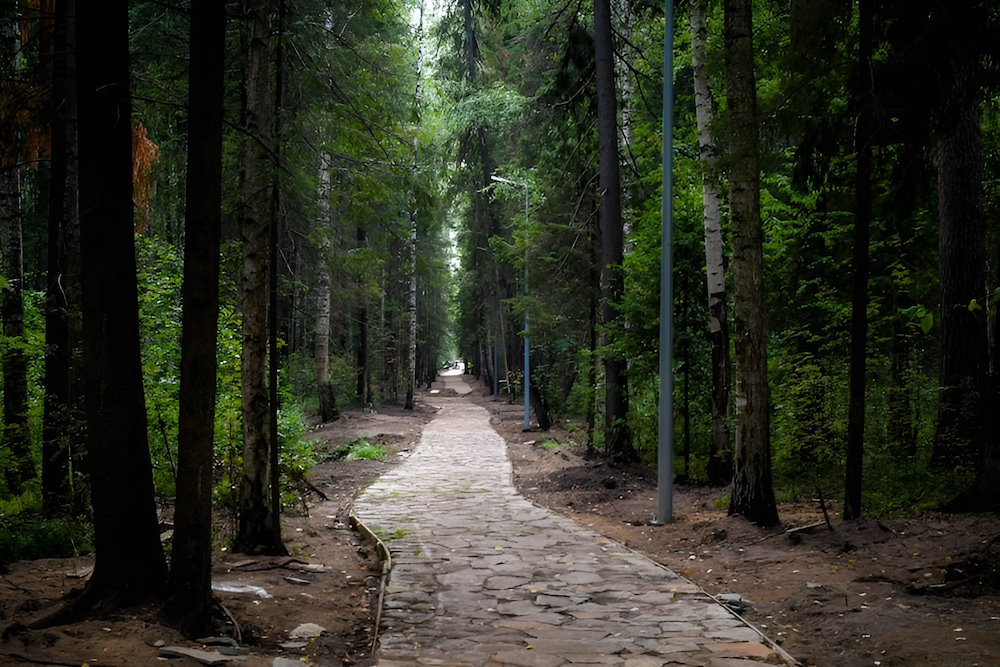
0, 517, 93, 568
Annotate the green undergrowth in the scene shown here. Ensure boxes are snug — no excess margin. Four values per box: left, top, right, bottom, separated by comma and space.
345, 437, 387, 461
0, 514, 93, 568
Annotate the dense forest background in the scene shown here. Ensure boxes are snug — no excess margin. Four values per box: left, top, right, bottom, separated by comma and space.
0, 0, 998, 633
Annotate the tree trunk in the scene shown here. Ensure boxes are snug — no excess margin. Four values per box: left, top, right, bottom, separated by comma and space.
844, 0, 873, 521
73, 0, 167, 610
0, 11, 33, 497
168, 0, 225, 634
356, 223, 370, 405
405, 3, 423, 411
690, 0, 732, 484
315, 157, 338, 422
236, 0, 284, 555
931, 26, 987, 471
594, 0, 634, 462
42, 0, 75, 515
724, 0, 778, 526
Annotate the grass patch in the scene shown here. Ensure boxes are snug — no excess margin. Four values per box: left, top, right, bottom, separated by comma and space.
372, 526, 410, 541
346, 437, 386, 461
540, 438, 567, 450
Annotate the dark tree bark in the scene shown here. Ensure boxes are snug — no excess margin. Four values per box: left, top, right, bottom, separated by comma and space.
724, 0, 778, 526
236, 0, 284, 555
1, 10, 33, 496
168, 0, 226, 634
594, 0, 635, 463
73, 0, 167, 608
844, 0, 873, 521
42, 0, 74, 515
931, 2, 987, 472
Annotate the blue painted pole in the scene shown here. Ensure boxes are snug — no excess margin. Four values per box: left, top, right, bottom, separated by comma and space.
654, 0, 674, 524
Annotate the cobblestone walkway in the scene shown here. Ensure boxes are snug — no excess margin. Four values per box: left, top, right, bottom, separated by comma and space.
353, 388, 795, 666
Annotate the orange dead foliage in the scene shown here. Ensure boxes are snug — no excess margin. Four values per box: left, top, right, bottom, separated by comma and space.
132, 122, 160, 235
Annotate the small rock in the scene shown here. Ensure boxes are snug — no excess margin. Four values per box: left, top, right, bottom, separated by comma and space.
197, 637, 239, 648
274, 658, 306, 667
279, 641, 309, 649
289, 623, 326, 639
296, 563, 332, 573
158, 645, 244, 664
717, 593, 747, 611
66, 566, 94, 579
283, 576, 311, 586
212, 582, 271, 598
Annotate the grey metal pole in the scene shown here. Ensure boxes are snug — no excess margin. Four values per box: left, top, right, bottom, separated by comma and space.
523, 184, 530, 431
654, 0, 674, 525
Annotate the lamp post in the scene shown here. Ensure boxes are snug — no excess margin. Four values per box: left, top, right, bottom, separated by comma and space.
654, 0, 675, 524
491, 174, 531, 431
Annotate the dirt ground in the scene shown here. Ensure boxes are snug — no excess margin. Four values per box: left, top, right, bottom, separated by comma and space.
2, 378, 999, 666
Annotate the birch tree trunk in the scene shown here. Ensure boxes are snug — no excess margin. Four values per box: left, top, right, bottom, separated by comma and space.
725, 0, 778, 526
690, 0, 732, 484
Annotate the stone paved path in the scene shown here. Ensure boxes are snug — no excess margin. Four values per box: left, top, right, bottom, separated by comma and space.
353, 379, 795, 666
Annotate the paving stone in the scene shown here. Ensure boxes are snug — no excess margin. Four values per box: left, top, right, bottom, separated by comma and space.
353, 394, 794, 667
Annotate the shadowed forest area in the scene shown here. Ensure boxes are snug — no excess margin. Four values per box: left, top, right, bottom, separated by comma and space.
1, 0, 999, 663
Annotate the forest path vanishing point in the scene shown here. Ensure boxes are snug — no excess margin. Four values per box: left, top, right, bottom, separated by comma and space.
352, 369, 797, 666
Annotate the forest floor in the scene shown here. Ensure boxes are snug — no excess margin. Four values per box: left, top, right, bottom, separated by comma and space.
2, 376, 1000, 666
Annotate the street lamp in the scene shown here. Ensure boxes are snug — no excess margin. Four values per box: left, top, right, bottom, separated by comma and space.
491, 174, 531, 431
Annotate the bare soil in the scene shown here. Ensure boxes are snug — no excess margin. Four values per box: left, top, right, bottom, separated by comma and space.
3, 379, 999, 667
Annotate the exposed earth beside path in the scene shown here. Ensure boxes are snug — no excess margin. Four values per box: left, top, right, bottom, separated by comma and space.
2, 373, 999, 666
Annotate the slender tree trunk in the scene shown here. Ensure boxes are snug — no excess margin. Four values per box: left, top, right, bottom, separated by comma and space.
725, 0, 778, 526
0, 13, 32, 496
594, 0, 634, 462
887, 315, 916, 458
267, 0, 287, 552
405, 3, 423, 411
168, 0, 226, 634
586, 207, 599, 454
690, 0, 732, 484
844, 0, 873, 521
356, 222, 370, 405
42, 0, 74, 514
236, 0, 284, 555
315, 157, 338, 422
72, 0, 167, 610
0, 161, 32, 496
